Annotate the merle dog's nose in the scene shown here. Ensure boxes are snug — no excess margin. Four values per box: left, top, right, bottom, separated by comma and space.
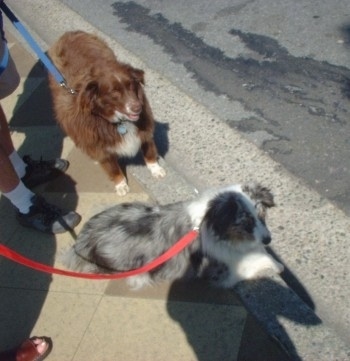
262, 235, 271, 245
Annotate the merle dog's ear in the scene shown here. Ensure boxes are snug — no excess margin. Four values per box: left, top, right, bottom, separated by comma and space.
243, 182, 275, 217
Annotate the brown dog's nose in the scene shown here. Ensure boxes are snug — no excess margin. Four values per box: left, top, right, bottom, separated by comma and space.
128, 100, 142, 115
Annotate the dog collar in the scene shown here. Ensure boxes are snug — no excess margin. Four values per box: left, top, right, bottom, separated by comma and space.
116, 121, 128, 135
92, 112, 128, 135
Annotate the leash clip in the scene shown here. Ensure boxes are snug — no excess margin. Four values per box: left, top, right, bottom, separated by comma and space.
60, 81, 76, 95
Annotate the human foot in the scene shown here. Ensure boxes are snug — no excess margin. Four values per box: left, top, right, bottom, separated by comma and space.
21, 155, 69, 188
0, 336, 53, 361
17, 195, 81, 234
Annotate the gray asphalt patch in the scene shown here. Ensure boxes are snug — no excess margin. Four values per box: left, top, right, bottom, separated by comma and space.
112, 1, 350, 215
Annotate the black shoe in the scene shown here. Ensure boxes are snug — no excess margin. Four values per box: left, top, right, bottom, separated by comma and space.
21, 155, 69, 188
17, 196, 81, 234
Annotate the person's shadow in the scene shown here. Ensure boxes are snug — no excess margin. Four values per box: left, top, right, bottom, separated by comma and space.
0, 54, 79, 350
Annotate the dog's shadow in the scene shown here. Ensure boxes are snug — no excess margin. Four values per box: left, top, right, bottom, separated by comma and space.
119, 120, 170, 173
166, 265, 320, 361
166, 279, 248, 361
153, 121, 170, 158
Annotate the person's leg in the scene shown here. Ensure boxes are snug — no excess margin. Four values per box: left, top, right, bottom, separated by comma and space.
0, 104, 25, 190
0, 101, 15, 156
0, 152, 82, 233
0, 40, 81, 233
0, 108, 81, 233
0, 102, 35, 214
0, 136, 20, 192
1, 106, 81, 233
1, 103, 68, 187
0, 33, 27, 186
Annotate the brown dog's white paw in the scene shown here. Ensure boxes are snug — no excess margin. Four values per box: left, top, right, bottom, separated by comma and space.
115, 179, 130, 196
147, 162, 166, 179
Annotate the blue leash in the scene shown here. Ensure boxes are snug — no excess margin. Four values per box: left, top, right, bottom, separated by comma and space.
0, 1, 75, 94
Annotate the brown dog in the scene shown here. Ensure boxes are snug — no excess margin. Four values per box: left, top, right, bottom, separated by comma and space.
48, 31, 165, 195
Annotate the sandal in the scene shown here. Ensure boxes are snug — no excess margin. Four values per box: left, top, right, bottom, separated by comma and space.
0, 336, 53, 361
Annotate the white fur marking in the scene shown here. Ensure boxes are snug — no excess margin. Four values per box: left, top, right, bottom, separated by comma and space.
127, 274, 154, 290
115, 179, 130, 196
146, 162, 166, 178
107, 123, 141, 157
214, 242, 284, 288
235, 246, 284, 278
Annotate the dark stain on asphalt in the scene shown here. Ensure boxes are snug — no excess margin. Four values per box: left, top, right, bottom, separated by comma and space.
112, 1, 350, 214
339, 23, 350, 48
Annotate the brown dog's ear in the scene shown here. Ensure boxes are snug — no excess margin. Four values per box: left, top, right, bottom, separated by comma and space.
85, 81, 99, 96
130, 67, 145, 85
80, 81, 99, 109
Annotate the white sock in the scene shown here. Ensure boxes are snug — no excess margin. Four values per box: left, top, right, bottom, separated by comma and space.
3, 181, 34, 214
8, 151, 27, 179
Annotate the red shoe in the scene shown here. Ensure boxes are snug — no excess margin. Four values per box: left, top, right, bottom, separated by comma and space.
0, 336, 53, 361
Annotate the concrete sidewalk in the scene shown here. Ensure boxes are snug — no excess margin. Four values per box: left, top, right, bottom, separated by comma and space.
0, 28, 289, 361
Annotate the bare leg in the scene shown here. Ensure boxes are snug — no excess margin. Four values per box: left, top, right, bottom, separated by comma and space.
0, 43, 81, 232
0, 104, 19, 193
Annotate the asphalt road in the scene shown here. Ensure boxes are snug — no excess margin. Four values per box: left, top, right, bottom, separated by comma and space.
59, 0, 350, 215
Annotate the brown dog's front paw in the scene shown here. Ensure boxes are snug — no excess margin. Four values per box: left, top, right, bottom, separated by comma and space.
147, 162, 166, 179
115, 179, 130, 196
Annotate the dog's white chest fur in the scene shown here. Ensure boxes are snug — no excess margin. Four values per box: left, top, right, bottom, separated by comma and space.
108, 122, 141, 157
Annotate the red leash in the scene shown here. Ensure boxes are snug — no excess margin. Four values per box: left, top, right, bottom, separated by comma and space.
0, 230, 199, 280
